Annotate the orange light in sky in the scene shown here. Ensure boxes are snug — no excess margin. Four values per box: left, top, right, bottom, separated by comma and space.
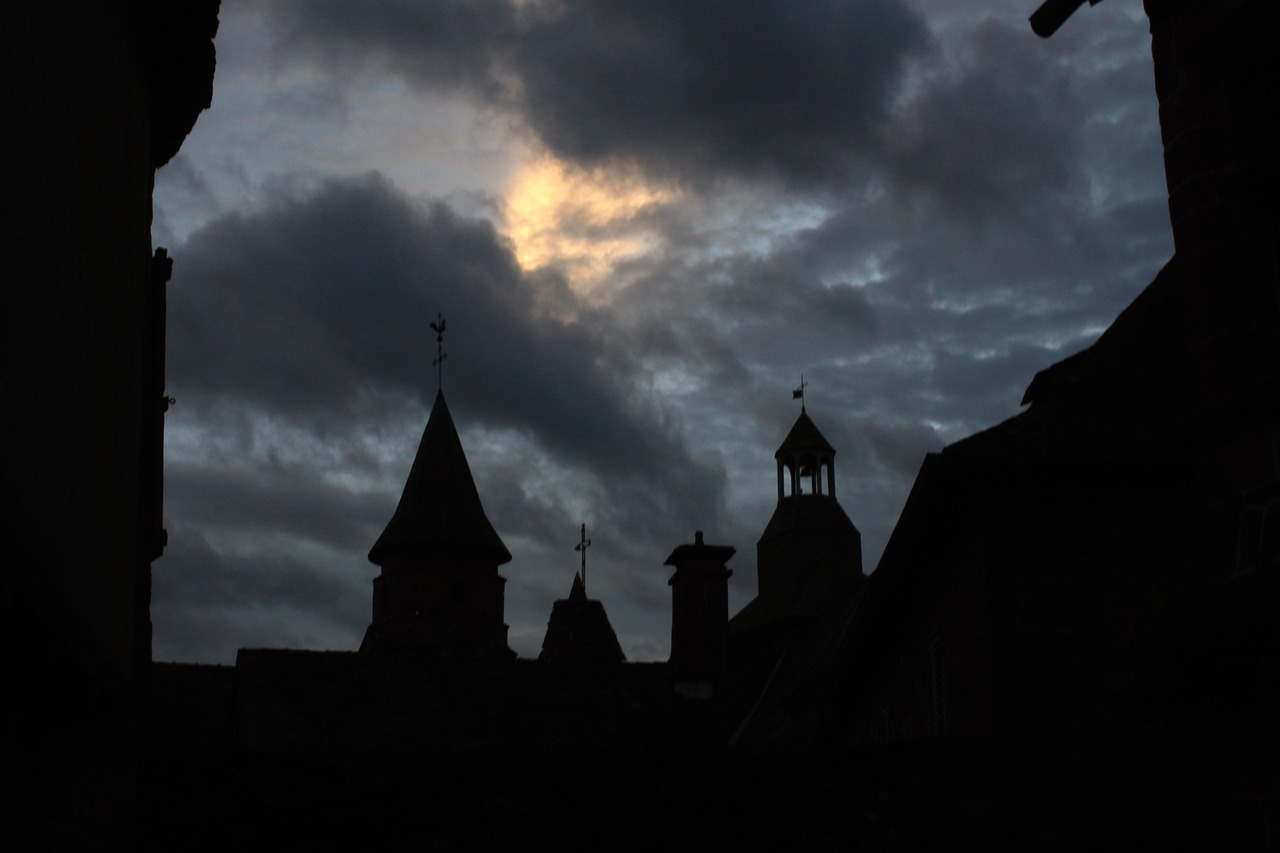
505, 155, 675, 298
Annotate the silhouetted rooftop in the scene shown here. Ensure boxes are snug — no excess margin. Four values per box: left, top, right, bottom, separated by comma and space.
775, 409, 837, 458
664, 531, 736, 567
538, 574, 627, 664
369, 391, 511, 566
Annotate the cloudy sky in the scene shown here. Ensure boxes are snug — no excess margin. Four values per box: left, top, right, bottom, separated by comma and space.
151, 0, 1172, 663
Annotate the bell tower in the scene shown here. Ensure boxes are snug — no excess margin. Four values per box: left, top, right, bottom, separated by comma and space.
731, 398, 863, 636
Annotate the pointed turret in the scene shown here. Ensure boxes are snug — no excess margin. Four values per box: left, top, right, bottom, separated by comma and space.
369, 391, 511, 567
362, 391, 515, 658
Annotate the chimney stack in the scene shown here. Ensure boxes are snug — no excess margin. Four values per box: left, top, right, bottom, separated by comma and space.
663, 531, 735, 699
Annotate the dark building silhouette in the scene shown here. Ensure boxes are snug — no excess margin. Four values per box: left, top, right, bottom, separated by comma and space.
362, 390, 515, 658
726, 2, 1280, 847
538, 572, 627, 664
145, 393, 705, 849
665, 531, 735, 696
2, 1, 218, 845
731, 406, 864, 638
10, 0, 1279, 848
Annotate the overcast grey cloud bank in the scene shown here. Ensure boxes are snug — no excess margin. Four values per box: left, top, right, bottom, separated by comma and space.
153, 1, 1173, 663
170, 174, 718, 497
156, 174, 732, 660
269, 0, 929, 189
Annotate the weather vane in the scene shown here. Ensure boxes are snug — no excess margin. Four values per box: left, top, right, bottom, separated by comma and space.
430, 314, 447, 391
575, 523, 591, 592
792, 374, 808, 411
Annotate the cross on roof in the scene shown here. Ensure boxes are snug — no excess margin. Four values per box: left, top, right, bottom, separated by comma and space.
574, 523, 592, 592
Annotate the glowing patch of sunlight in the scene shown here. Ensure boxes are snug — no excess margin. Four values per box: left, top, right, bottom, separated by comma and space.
504, 154, 677, 299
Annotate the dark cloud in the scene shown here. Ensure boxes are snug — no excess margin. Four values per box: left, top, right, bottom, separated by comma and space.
719, 253, 881, 338
163, 173, 736, 659
271, 0, 513, 92
165, 461, 389, 553
267, 0, 929, 189
509, 0, 929, 188
153, 153, 220, 248
849, 417, 943, 482
152, 525, 369, 661
152, 2, 1178, 664
884, 19, 1089, 225
171, 173, 721, 517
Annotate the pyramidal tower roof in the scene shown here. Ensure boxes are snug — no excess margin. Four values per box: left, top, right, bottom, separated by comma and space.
368, 391, 511, 566
538, 572, 626, 664
775, 408, 836, 458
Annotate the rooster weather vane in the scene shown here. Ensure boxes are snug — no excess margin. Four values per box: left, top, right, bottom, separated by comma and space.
431, 314, 447, 391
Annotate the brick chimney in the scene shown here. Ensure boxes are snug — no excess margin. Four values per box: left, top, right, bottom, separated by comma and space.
664, 531, 735, 699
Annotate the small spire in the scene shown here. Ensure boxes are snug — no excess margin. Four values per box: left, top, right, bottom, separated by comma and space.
792, 375, 808, 412
574, 523, 592, 593
430, 313, 448, 391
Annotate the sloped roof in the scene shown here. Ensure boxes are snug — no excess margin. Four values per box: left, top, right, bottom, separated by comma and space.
776, 409, 836, 458
945, 256, 1189, 466
368, 391, 511, 566
538, 573, 627, 664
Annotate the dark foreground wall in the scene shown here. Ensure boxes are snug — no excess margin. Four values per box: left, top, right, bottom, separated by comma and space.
1, 2, 217, 844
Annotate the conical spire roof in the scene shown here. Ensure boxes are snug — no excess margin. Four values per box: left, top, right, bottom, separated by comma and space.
775, 409, 836, 458
368, 391, 511, 566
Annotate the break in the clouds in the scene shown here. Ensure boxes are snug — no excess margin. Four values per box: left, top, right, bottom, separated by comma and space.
268, 0, 929, 189
153, 1, 1174, 663
169, 173, 725, 516
155, 174, 736, 661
